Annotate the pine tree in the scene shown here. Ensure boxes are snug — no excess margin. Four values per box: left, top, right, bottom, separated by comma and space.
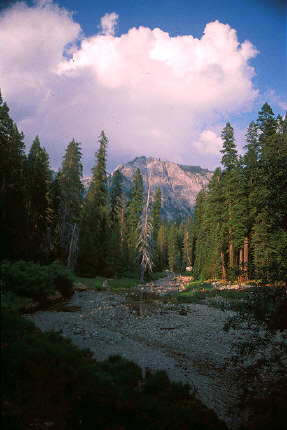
136, 178, 154, 281
105, 169, 124, 276
150, 187, 162, 270
0, 93, 27, 259
77, 131, 109, 276
151, 187, 161, 240
58, 139, 84, 267
220, 122, 238, 171
127, 168, 144, 271
168, 223, 181, 272
182, 217, 193, 271
46, 172, 62, 260
26, 136, 51, 260
157, 223, 169, 271
108, 169, 123, 228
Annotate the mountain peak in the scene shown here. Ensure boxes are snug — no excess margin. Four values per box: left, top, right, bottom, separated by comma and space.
113, 156, 213, 220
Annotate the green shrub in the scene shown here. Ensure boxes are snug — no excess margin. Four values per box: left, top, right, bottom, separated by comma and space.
1, 260, 73, 302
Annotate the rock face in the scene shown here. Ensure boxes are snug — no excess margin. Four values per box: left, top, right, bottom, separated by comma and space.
83, 156, 213, 220
116, 156, 213, 219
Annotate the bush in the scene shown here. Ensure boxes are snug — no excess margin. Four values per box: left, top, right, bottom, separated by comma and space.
1, 260, 73, 302
1, 311, 227, 430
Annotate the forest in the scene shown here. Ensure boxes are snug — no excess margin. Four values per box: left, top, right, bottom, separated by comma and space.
1, 90, 286, 284
1, 90, 287, 430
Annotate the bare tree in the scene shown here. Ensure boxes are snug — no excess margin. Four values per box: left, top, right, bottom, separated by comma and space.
136, 173, 153, 281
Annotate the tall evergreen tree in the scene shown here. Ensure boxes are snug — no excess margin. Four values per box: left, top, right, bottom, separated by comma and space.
108, 169, 123, 228
151, 188, 161, 240
150, 187, 162, 269
156, 223, 169, 271
77, 131, 109, 276
182, 216, 193, 271
58, 139, 84, 267
220, 122, 238, 171
105, 169, 124, 276
26, 136, 51, 260
168, 223, 181, 272
0, 92, 27, 259
127, 168, 144, 270
136, 180, 153, 281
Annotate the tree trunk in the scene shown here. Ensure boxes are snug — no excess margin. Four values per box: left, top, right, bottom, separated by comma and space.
140, 263, 145, 282
244, 236, 248, 279
229, 243, 234, 269
67, 223, 77, 268
221, 250, 226, 280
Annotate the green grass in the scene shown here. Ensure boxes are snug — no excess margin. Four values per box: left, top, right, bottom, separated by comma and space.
74, 276, 106, 290
174, 281, 247, 304
109, 277, 139, 291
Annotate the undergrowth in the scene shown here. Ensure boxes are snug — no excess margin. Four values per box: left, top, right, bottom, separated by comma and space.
1, 309, 227, 430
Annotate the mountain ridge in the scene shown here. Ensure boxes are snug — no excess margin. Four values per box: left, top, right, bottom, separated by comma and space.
82, 156, 213, 219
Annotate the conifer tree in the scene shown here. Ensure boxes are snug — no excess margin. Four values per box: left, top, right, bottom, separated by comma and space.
105, 169, 124, 276
151, 187, 161, 240
168, 223, 181, 272
150, 187, 162, 270
127, 168, 144, 270
46, 172, 62, 260
251, 104, 277, 279
0, 92, 27, 259
108, 169, 123, 227
182, 216, 193, 271
220, 122, 238, 171
77, 131, 109, 276
156, 223, 169, 270
58, 139, 84, 267
26, 136, 51, 259
136, 179, 153, 281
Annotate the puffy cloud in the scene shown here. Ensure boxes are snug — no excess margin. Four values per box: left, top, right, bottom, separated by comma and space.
0, 1, 259, 173
100, 12, 118, 36
193, 130, 223, 155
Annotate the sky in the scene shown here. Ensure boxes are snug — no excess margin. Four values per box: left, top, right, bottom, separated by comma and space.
0, 0, 286, 175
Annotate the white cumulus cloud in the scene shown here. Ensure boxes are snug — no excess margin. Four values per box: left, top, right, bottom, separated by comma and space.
100, 12, 118, 36
193, 130, 223, 155
0, 1, 259, 173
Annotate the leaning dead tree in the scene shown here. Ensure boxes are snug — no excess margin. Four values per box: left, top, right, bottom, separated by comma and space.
136, 172, 153, 282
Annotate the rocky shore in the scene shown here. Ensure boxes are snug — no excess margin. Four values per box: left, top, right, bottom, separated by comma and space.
24, 275, 286, 429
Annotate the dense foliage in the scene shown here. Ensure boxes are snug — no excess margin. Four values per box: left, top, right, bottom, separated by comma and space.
0, 92, 286, 282
191, 104, 287, 283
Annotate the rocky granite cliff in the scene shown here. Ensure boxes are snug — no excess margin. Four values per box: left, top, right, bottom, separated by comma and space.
83, 156, 213, 220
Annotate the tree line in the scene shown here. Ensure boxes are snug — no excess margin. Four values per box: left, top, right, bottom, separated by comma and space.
191, 103, 287, 283
0, 91, 183, 279
1, 91, 286, 282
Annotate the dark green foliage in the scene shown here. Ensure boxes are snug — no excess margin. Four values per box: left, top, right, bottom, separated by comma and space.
1, 311, 227, 430
221, 284, 287, 430
168, 223, 182, 272
151, 187, 162, 239
156, 223, 169, 270
220, 122, 237, 171
1, 261, 73, 302
56, 139, 84, 267
224, 285, 287, 332
25, 136, 52, 260
108, 168, 123, 227
127, 168, 144, 271
77, 132, 109, 276
0, 92, 27, 260
192, 103, 287, 283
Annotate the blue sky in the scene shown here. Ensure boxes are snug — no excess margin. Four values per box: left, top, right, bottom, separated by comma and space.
0, 0, 286, 174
